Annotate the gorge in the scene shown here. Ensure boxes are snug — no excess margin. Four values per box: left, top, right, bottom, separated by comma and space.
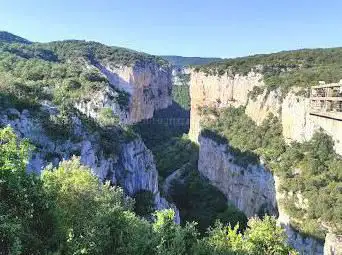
0, 31, 341, 255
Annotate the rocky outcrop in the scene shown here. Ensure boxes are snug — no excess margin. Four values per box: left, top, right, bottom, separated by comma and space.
171, 66, 190, 86
0, 108, 179, 221
85, 61, 173, 124
74, 87, 129, 124
198, 134, 325, 253
245, 88, 282, 125
198, 135, 277, 217
189, 70, 342, 155
324, 233, 342, 255
282, 91, 342, 155
275, 177, 324, 254
189, 71, 263, 141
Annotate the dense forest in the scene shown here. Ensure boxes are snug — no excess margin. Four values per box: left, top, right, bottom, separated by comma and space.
195, 48, 342, 93
200, 106, 342, 239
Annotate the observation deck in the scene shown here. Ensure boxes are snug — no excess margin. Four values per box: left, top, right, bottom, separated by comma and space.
310, 81, 342, 121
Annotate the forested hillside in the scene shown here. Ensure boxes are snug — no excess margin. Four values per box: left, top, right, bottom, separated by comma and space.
195, 48, 342, 93
0, 31, 31, 44
0, 34, 167, 111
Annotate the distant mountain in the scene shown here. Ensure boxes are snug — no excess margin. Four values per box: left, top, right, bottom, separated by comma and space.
0, 31, 31, 44
161, 55, 222, 67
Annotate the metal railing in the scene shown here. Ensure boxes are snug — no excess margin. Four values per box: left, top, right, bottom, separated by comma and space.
309, 83, 342, 119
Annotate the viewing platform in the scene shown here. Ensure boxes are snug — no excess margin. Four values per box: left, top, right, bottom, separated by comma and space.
310, 81, 342, 121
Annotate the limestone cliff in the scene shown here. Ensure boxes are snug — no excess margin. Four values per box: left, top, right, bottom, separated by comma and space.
77, 60, 172, 124
198, 134, 325, 254
189, 70, 262, 141
190, 70, 342, 253
0, 108, 179, 222
198, 135, 277, 217
282, 91, 342, 155
324, 234, 342, 255
189, 70, 342, 155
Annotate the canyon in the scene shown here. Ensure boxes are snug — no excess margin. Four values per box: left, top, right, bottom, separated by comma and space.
1, 31, 341, 254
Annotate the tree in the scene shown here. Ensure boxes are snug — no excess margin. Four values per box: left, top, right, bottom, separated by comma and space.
243, 216, 295, 255
0, 127, 55, 254
153, 210, 199, 255
196, 216, 297, 255
42, 157, 156, 255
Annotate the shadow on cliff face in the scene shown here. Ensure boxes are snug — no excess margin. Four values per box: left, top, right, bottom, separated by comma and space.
132, 100, 190, 148
151, 100, 190, 126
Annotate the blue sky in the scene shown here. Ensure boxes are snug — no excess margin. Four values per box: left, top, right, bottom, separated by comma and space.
1, 0, 342, 58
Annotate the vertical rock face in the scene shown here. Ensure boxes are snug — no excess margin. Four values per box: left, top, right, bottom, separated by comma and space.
189, 70, 342, 254
0, 109, 179, 221
274, 177, 324, 255
198, 135, 278, 217
245, 88, 282, 125
198, 134, 325, 254
189, 70, 263, 141
324, 234, 342, 255
281, 92, 316, 143
92, 61, 173, 124
282, 91, 342, 155
189, 70, 342, 155
115, 139, 158, 196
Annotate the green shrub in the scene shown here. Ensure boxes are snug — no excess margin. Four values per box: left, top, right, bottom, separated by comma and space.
98, 107, 120, 126
200, 106, 342, 237
172, 85, 190, 110
195, 47, 342, 93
